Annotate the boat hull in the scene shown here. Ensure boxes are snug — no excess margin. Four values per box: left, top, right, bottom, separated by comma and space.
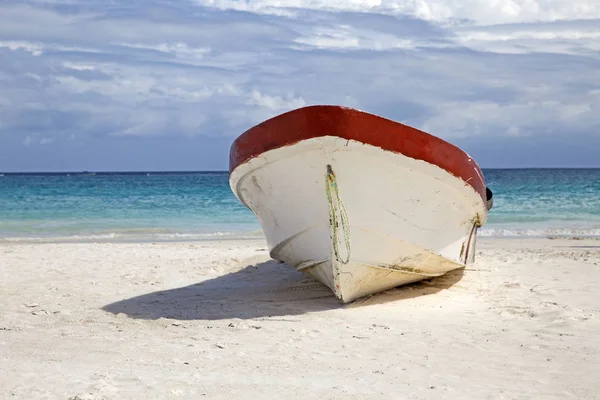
230, 133, 487, 303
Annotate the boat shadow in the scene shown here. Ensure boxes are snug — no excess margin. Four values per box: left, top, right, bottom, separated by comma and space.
103, 260, 340, 321
102, 260, 465, 321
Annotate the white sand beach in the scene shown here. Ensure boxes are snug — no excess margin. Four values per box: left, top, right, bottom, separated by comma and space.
1, 238, 599, 399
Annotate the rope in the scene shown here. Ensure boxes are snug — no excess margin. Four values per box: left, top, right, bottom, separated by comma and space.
325, 164, 351, 264
463, 222, 478, 265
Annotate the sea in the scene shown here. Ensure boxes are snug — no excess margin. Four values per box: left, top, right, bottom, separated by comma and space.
0, 169, 599, 242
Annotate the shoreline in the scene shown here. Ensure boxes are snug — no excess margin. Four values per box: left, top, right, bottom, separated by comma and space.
1, 234, 599, 246
0, 235, 266, 245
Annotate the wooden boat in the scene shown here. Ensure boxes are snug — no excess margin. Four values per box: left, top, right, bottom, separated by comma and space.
229, 105, 493, 303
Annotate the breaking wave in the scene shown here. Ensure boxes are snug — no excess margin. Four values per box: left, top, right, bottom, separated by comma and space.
0, 229, 265, 243
479, 227, 600, 238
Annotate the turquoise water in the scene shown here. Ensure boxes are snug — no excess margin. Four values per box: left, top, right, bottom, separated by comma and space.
1, 169, 599, 242
0, 172, 259, 242
480, 168, 600, 237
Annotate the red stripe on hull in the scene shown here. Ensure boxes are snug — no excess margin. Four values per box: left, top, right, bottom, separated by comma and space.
229, 105, 487, 203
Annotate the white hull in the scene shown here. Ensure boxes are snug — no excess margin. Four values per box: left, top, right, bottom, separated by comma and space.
230, 136, 488, 303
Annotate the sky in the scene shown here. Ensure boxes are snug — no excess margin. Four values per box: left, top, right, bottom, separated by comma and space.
1, 0, 599, 171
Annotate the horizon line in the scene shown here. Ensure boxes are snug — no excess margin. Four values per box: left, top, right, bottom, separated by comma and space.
2, 166, 600, 174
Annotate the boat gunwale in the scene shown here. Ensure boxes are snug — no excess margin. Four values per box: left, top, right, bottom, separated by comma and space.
228, 105, 487, 203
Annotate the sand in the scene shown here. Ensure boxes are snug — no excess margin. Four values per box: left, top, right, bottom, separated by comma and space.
1, 238, 599, 399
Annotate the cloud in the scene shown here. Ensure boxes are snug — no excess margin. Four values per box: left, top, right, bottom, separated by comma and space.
293, 25, 418, 50
0, 0, 599, 170
248, 90, 306, 111
192, 0, 600, 25
117, 42, 212, 60
0, 41, 44, 56
453, 20, 600, 55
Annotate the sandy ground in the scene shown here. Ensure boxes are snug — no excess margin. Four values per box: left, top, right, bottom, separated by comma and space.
1, 238, 599, 399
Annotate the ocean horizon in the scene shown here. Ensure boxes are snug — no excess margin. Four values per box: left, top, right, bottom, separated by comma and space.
1, 168, 599, 242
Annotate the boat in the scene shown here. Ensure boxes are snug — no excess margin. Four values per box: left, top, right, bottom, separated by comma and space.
228, 105, 493, 303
